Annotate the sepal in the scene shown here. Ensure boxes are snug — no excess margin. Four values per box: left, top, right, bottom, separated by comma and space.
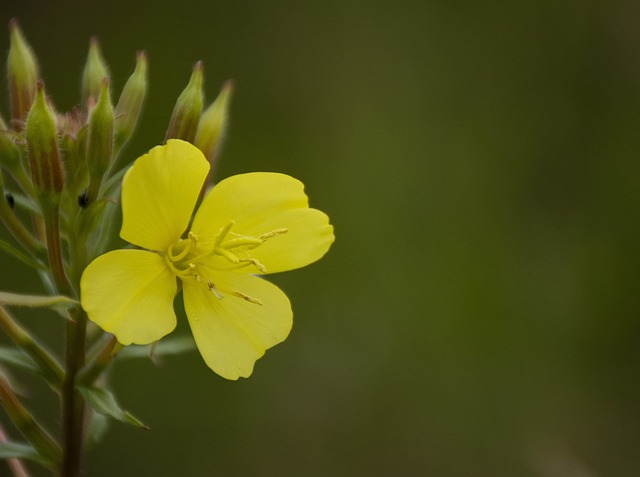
165, 61, 203, 142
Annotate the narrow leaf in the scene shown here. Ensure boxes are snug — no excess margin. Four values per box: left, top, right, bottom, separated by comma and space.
78, 387, 149, 429
0, 441, 52, 465
0, 291, 78, 308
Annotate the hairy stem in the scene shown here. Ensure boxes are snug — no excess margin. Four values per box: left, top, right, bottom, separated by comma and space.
60, 306, 87, 477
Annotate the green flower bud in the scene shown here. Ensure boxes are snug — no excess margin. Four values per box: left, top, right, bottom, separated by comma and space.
165, 61, 203, 143
86, 79, 114, 203
194, 80, 233, 165
25, 82, 64, 208
61, 115, 88, 198
114, 50, 148, 152
81, 37, 110, 108
7, 19, 39, 130
0, 113, 21, 170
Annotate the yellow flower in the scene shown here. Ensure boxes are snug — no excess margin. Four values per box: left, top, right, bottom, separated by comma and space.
80, 140, 334, 379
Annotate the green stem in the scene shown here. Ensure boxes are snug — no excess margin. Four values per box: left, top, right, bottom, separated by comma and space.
0, 306, 64, 388
42, 208, 72, 297
60, 306, 87, 477
0, 376, 61, 466
41, 205, 87, 477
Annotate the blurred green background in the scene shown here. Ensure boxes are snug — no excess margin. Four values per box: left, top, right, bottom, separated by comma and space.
2, 0, 640, 475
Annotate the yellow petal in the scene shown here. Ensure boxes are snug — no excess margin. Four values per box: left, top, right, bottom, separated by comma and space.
120, 139, 210, 251
183, 272, 292, 380
192, 172, 334, 273
80, 250, 178, 345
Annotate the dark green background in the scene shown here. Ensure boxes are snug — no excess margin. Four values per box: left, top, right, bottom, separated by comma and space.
1, 1, 640, 475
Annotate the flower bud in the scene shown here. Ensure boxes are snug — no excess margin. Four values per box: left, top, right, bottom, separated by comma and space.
194, 80, 233, 167
86, 79, 114, 203
7, 19, 39, 130
114, 50, 148, 152
0, 114, 21, 170
25, 82, 64, 207
60, 110, 88, 198
165, 61, 203, 143
81, 37, 110, 108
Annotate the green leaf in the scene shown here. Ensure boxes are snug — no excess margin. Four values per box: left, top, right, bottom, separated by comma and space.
0, 441, 52, 465
78, 386, 149, 429
0, 291, 78, 308
118, 335, 196, 361
0, 346, 40, 375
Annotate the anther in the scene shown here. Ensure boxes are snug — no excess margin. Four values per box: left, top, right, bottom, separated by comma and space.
259, 228, 288, 240
233, 290, 263, 305
207, 281, 224, 299
242, 258, 266, 273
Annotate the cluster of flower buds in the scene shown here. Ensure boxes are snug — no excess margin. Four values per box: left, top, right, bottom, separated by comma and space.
2, 20, 149, 216
0, 20, 233, 287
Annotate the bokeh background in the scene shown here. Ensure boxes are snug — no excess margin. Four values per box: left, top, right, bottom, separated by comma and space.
1, 0, 640, 475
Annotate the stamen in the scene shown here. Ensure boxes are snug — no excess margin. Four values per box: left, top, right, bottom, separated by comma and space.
259, 228, 288, 240
240, 258, 267, 273
207, 281, 224, 300
222, 236, 264, 248
233, 290, 263, 305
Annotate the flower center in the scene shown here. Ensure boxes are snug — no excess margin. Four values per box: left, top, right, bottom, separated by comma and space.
163, 220, 287, 303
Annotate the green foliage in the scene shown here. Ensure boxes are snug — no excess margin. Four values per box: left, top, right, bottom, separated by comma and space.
78, 387, 149, 430
0, 441, 54, 466
0, 346, 40, 374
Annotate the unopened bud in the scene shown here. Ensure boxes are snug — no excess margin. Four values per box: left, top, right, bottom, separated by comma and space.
194, 80, 233, 165
25, 82, 64, 207
165, 61, 203, 143
114, 50, 148, 151
86, 79, 114, 203
0, 114, 21, 170
81, 37, 110, 108
61, 117, 88, 198
7, 19, 39, 130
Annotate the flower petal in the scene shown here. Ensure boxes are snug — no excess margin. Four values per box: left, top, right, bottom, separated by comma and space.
120, 140, 210, 251
183, 272, 292, 380
80, 250, 178, 345
192, 172, 334, 273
